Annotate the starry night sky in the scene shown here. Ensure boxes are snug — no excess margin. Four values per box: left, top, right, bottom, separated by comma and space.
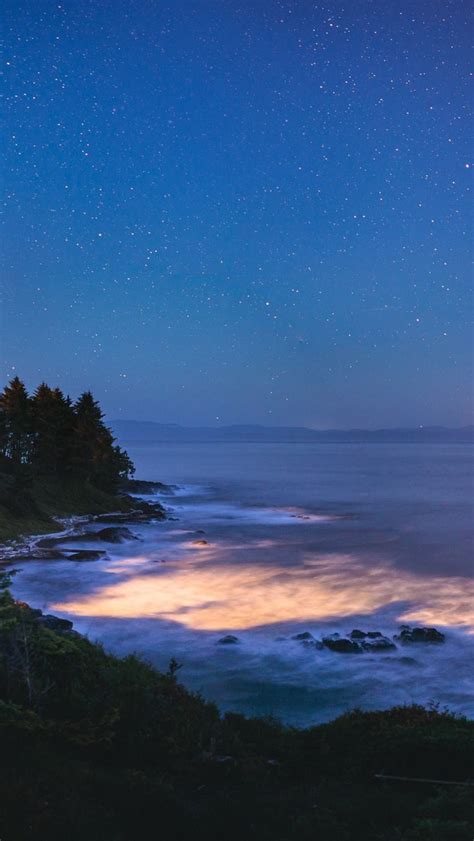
2, 0, 472, 428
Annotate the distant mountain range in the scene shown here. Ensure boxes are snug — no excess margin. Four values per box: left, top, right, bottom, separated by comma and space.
110, 420, 474, 444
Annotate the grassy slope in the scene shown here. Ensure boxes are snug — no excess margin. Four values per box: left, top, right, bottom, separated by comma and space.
0, 596, 473, 841
0, 470, 134, 543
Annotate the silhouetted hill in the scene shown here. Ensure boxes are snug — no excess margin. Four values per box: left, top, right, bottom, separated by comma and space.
110, 420, 474, 444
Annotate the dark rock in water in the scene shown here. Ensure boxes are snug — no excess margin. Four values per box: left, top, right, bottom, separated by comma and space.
292, 631, 323, 649
399, 656, 418, 666
66, 550, 106, 561
15, 547, 71, 561
192, 539, 209, 546
38, 614, 73, 632
195, 530, 206, 535
120, 478, 172, 494
350, 629, 384, 640
361, 636, 396, 652
62, 526, 139, 544
95, 527, 139, 543
322, 637, 362, 654
41, 548, 72, 560
349, 629, 367, 639
348, 630, 394, 651
217, 635, 239, 645
394, 626, 445, 645
39, 526, 139, 548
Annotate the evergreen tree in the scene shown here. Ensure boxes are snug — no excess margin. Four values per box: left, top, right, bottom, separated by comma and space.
0, 378, 133, 490
0, 377, 32, 465
31, 384, 75, 475
0, 407, 8, 462
72, 391, 133, 489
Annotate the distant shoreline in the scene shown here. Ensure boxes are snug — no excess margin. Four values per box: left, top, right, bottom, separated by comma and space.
110, 420, 474, 445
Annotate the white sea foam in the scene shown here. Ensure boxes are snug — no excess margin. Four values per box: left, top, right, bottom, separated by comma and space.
166, 500, 334, 526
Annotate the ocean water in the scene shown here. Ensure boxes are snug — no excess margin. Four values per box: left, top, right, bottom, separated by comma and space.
11, 443, 474, 726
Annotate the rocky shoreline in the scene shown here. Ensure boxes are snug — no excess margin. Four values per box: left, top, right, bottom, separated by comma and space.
0, 478, 170, 566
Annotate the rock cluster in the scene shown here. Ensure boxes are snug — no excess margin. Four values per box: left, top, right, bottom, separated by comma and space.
394, 625, 445, 644
287, 625, 446, 654
291, 631, 323, 649
16, 525, 144, 563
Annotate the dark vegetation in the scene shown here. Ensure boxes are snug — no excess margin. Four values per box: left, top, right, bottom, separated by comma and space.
0, 572, 472, 841
0, 377, 134, 541
0, 378, 472, 839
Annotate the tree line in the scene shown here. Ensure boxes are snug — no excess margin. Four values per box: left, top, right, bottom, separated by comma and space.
0, 377, 134, 491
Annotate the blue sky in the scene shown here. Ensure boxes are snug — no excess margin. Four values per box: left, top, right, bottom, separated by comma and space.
2, 0, 472, 427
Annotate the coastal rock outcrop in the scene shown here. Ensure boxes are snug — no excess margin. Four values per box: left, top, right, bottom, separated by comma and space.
350, 630, 384, 640
394, 626, 445, 644
361, 636, 396, 652
93, 526, 139, 543
38, 526, 139, 546
13, 601, 77, 635
120, 479, 173, 495
287, 626, 445, 654
217, 635, 240, 645
292, 631, 324, 649
348, 630, 396, 651
66, 550, 106, 561
322, 635, 362, 654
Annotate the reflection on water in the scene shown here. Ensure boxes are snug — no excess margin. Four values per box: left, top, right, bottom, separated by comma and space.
52, 542, 474, 632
